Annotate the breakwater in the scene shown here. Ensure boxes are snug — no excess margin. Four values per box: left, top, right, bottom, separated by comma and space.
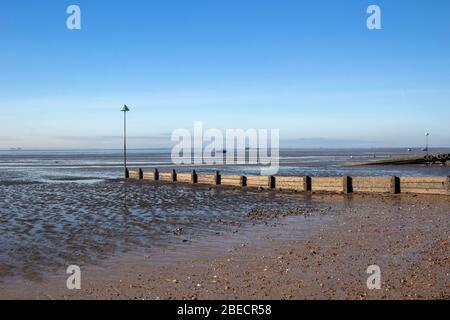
126, 168, 450, 196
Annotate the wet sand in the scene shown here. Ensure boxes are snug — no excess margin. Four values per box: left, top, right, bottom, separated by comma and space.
0, 180, 329, 282
1, 191, 448, 300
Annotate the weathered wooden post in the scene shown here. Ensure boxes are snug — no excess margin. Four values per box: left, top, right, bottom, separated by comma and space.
347, 176, 353, 193
305, 176, 312, 191
192, 170, 198, 184
240, 176, 247, 187
390, 176, 400, 194
343, 176, 351, 194
125, 168, 130, 179
214, 171, 221, 185
171, 169, 177, 182
269, 176, 276, 189
138, 168, 143, 180
154, 168, 159, 181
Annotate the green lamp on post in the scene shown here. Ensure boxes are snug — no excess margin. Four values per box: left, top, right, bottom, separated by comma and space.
121, 104, 130, 178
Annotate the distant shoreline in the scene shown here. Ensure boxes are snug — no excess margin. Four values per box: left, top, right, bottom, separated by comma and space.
1, 147, 450, 152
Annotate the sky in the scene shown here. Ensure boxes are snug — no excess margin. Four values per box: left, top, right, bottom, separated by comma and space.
0, 0, 449, 149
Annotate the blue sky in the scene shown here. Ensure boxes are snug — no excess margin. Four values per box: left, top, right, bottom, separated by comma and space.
0, 0, 449, 148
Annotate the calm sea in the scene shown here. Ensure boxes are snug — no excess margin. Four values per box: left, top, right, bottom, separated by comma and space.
0, 148, 449, 183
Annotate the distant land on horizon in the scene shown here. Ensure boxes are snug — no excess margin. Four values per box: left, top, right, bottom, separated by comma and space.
1, 146, 450, 152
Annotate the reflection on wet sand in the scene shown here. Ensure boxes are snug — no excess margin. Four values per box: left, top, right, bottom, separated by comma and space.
0, 179, 331, 282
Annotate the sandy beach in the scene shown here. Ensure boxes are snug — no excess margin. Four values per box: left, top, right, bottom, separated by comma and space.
1, 186, 448, 300
2, 0, 450, 306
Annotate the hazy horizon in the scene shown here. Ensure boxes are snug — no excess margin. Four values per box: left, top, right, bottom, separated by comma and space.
2, 143, 449, 151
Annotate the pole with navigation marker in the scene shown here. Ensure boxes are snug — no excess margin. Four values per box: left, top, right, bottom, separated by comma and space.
121, 104, 130, 178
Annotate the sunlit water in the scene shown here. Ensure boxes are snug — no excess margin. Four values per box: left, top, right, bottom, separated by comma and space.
1, 148, 449, 182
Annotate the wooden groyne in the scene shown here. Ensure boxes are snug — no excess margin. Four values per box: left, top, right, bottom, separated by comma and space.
126, 168, 450, 196
354, 153, 450, 166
